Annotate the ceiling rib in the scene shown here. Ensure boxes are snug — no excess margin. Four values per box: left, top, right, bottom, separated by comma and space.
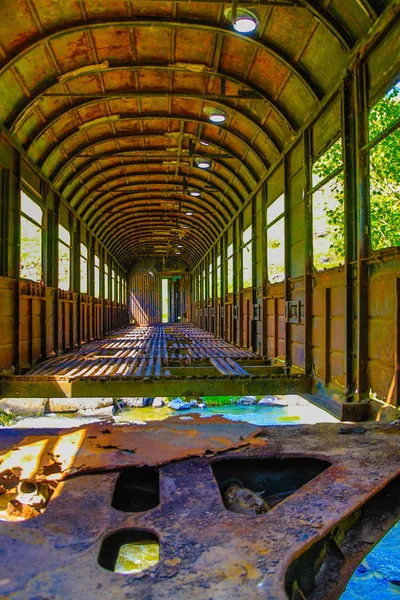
77, 173, 241, 215
88, 196, 227, 233
55, 127, 268, 191
82, 183, 235, 226
61, 144, 260, 200
72, 168, 245, 215
7, 63, 293, 132
0, 19, 323, 100
27, 98, 281, 163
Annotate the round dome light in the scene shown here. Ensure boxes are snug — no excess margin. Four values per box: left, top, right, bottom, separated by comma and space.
200, 140, 209, 146
234, 16, 257, 33
224, 7, 258, 34
210, 112, 226, 123
203, 107, 226, 124
195, 158, 211, 169
189, 189, 201, 197
185, 211, 194, 216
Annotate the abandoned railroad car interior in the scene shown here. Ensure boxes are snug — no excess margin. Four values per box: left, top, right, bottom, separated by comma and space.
0, 0, 399, 598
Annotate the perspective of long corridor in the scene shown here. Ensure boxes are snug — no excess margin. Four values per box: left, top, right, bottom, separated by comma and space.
0, 0, 399, 598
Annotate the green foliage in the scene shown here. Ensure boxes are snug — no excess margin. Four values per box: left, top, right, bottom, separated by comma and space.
267, 238, 281, 249
369, 84, 400, 140
312, 83, 400, 259
201, 396, 237, 405
368, 84, 400, 250
0, 410, 15, 426
369, 131, 400, 250
313, 138, 343, 183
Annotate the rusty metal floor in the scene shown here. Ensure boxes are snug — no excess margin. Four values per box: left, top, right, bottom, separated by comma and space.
0, 325, 311, 398
1, 418, 400, 599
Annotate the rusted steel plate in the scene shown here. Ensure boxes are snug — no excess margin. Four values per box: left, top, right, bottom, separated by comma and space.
0, 423, 399, 599
0, 415, 262, 482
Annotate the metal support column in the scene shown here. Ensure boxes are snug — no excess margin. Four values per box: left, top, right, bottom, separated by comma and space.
355, 64, 370, 402
342, 71, 358, 402
303, 129, 313, 376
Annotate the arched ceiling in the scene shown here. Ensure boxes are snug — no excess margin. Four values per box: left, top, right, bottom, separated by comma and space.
0, 0, 388, 270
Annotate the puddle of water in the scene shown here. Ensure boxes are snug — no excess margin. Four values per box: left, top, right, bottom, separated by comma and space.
341, 520, 400, 600
6, 395, 338, 428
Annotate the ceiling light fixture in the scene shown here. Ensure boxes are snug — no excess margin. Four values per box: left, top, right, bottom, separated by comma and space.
189, 189, 201, 197
195, 157, 211, 169
200, 140, 210, 146
185, 211, 194, 216
203, 106, 226, 123
224, 7, 258, 34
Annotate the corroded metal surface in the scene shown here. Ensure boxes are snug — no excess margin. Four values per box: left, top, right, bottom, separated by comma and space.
1, 422, 400, 599
0, 415, 263, 481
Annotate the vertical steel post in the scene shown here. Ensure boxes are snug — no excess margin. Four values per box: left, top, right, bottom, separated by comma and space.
342, 72, 358, 402
261, 182, 268, 357
303, 129, 313, 376
251, 194, 258, 353
0, 168, 10, 277
283, 154, 291, 371
395, 278, 400, 407
13, 155, 21, 373
355, 64, 370, 402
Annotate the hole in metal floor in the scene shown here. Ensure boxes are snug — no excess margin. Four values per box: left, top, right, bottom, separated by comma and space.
111, 467, 160, 512
212, 457, 330, 514
98, 530, 160, 574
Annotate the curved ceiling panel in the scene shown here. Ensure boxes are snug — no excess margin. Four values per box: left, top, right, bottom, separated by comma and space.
0, 0, 384, 268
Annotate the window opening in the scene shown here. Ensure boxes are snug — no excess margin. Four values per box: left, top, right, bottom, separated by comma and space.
94, 255, 100, 298
312, 138, 344, 271
58, 224, 71, 291
368, 82, 400, 251
80, 243, 88, 294
162, 278, 169, 323
242, 225, 252, 289
216, 254, 222, 298
266, 193, 285, 283
104, 262, 109, 300
208, 260, 213, 299
111, 269, 115, 301
20, 191, 42, 282
227, 243, 234, 293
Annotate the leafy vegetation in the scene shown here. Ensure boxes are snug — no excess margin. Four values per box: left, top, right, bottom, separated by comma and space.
0, 410, 15, 426
369, 84, 400, 250
312, 139, 345, 271
312, 83, 400, 269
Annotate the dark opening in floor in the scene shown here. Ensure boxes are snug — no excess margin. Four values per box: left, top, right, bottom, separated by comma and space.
98, 530, 160, 574
112, 467, 160, 512
212, 457, 330, 513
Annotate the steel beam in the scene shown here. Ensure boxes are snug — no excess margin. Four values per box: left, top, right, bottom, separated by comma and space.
0, 373, 312, 398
